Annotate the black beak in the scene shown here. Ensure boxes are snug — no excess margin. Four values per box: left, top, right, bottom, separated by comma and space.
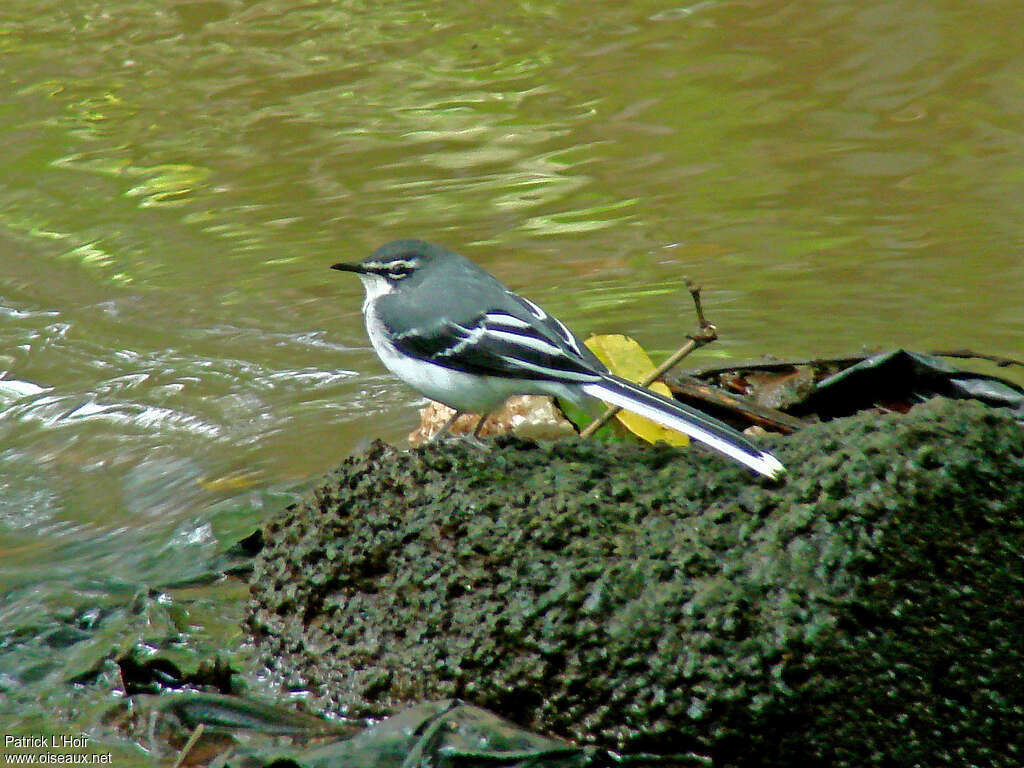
330, 262, 367, 274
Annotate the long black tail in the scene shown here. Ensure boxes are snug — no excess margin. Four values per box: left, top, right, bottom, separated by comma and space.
581, 374, 784, 478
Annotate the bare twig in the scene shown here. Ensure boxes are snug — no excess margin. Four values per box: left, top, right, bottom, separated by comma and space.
667, 377, 808, 434
930, 348, 1024, 369
171, 724, 205, 768
685, 278, 711, 331
580, 279, 717, 438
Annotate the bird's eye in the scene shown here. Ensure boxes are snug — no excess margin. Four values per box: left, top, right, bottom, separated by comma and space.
385, 259, 419, 280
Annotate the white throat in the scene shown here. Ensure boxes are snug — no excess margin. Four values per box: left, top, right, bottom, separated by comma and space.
357, 273, 394, 312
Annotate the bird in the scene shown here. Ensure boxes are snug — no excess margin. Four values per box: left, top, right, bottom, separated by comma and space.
332, 239, 784, 479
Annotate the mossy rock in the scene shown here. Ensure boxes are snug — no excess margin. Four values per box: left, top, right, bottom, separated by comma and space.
247, 398, 1024, 767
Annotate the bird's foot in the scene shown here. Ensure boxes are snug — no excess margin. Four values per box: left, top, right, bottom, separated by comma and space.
428, 432, 492, 452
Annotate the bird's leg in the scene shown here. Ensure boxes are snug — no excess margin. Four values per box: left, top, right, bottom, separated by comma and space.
472, 412, 490, 439
429, 409, 463, 443
427, 409, 492, 451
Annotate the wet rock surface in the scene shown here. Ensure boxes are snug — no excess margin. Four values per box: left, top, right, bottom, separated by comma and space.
247, 398, 1024, 767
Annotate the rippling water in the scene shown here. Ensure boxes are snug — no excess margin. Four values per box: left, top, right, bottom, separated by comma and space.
1, 0, 1022, 757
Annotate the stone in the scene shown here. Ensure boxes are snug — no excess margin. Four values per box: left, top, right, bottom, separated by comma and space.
247, 398, 1024, 767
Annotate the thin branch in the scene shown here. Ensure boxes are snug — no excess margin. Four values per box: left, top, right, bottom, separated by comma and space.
667, 377, 808, 434
171, 724, 205, 768
580, 279, 716, 438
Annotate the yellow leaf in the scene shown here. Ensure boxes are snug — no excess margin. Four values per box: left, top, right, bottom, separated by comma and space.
584, 334, 689, 447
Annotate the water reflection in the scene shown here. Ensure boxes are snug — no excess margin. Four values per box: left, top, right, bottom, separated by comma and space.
1, 0, 1023, 754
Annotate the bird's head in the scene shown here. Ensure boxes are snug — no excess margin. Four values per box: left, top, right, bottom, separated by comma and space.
331, 239, 446, 289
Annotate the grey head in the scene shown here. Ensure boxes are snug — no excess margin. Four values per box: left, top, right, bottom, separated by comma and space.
331, 239, 505, 317
331, 239, 461, 287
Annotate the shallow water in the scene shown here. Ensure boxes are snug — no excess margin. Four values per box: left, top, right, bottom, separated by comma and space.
1, 0, 1022, 759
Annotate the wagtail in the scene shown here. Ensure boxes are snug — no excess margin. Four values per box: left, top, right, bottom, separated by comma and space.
332, 239, 784, 479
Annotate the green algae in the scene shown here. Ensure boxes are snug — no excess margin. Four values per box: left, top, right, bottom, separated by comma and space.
248, 398, 1024, 767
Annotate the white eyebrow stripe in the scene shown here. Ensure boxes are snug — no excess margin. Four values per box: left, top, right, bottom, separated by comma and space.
362, 258, 420, 274
387, 259, 419, 270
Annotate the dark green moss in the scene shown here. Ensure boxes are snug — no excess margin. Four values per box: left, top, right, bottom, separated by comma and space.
247, 398, 1024, 767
